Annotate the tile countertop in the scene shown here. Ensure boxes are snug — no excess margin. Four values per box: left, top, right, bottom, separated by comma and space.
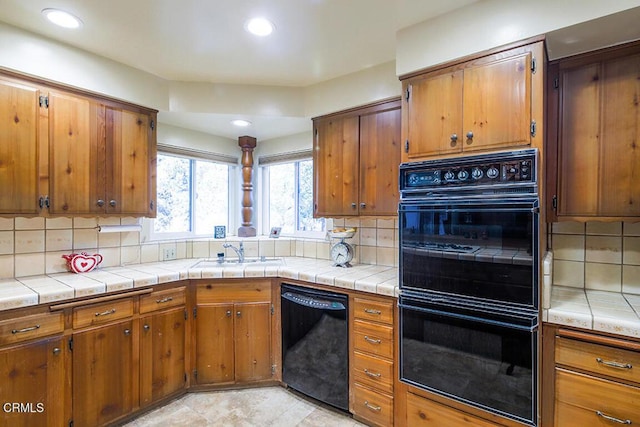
0, 257, 399, 312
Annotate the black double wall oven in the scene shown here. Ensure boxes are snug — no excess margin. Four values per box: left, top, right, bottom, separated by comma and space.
398, 149, 539, 426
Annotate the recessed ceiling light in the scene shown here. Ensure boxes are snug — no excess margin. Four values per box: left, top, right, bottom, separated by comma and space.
231, 119, 252, 127
245, 17, 274, 37
42, 8, 83, 29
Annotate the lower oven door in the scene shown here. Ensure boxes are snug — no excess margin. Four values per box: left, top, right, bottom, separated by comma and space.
399, 293, 538, 426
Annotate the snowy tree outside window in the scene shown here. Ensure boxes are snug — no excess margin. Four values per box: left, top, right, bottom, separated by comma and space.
154, 153, 229, 236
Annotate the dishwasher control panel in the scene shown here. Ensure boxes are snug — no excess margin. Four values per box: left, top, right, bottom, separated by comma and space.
282, 292, 346, 310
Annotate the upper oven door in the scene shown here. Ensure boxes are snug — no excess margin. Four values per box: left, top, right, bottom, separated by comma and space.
399, 198, 539, 309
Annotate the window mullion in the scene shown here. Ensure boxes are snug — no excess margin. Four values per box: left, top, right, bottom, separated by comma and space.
190, 159, 196, 233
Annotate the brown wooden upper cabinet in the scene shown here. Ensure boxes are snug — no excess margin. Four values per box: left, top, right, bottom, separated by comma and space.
547, 42, 640, 220
313, 98, 401, 217
0, 69, 157, 217
401, 40, 544, 162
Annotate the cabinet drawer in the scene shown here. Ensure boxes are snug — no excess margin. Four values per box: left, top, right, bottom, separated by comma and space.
196, 281, 271, 304
353, 350, 393, 393
556, 336, 640, 384
406, 392, 497, 427
352, 383, 393, 427
555, 368, 640, 426
0, 312, 64, 345
353, 297, 393, 325
353, 319, 393, 359
73, 298, 133, 329
140, 287, 186, 314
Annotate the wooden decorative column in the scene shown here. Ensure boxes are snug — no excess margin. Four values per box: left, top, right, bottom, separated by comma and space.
238, 136, 257, 237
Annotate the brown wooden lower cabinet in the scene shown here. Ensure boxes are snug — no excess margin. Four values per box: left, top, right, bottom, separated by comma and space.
0, 335, 67, 427
405, 392, 498, 427
353, 382, 394, 427
195, 281, 273, 386
140, 306, 187, 406
72, 319, 135, 427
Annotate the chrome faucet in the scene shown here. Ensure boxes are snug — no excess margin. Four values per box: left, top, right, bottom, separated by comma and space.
223, 242, 244, 263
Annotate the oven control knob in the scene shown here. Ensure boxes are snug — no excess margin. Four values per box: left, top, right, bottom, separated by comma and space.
471, 168, 483, 180
487, 167, 499, 179
444, 171, 455, 181
408, 174, 419, 185
457, 170, 469, 180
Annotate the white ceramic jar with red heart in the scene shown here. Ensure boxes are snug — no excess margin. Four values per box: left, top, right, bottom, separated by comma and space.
62, 252, 103, 273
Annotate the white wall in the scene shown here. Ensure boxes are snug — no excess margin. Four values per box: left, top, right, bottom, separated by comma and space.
396, 0, 640, 76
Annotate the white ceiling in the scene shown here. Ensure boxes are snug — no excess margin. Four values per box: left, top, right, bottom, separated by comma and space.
0, 0, 477, 141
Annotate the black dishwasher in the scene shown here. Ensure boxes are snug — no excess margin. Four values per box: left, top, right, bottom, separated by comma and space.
281, 283, 349, 411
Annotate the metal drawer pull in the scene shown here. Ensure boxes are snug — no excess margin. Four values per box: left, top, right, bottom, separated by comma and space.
11, 324, 40, 334
364, 336, 381, 344
596, 358, 632, 369
52, 347, 61, 355
156, 296, 173, 304
143, 324, 150, 331
364, 308, 382, 315
364, 369, 381, 378
364, 401, 381, 412
95, 308, 116, 317
596, 410, 631, 424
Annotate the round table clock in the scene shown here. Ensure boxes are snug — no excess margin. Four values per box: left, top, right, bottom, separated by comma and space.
330, 240, 354, 267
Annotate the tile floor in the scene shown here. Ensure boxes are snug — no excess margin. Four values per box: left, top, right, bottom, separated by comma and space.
122, 386, 366, 426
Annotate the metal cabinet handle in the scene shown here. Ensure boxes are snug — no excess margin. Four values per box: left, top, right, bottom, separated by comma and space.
96, 199, 105, 207
451, 134, 458, 143
143, 324, 150, 331
95, 308, 116, 317
124, 329, 131, 336
11, 325, 40, 334
364, 308, 381, 315
363, 401, 381, 412
236, 311, 242, 317
351, 202, 357, 209
364, 335, 381, 344
53, 347, 61, 355
466, 131, 474, 140
596, 410, 631, 424
360, 202, 366, 209
156, 296, 173, 304
226, 310, 232, 317
596, 358, 632, 369
109, 200, 117, 207
364, 369, 381, 378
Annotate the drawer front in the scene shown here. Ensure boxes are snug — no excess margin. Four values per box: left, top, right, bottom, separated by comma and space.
352, 383, 393, 427
140, 287, 186, 314
353, 319, 393, 359
353, 297, 394, 325
0, 312, 64, 345
555, 368, 640, 425
556, 336, 640, 384
406, 392, 497, 427
73, 298, 134, 329
353, 350, 394, 393
196, 281, 271, 304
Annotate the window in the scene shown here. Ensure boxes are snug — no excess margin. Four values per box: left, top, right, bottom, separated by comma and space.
263, 159, 325, 236
154, 152, 231, 237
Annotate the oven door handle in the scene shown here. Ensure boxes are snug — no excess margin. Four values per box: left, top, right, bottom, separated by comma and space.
398, 302, 537, 332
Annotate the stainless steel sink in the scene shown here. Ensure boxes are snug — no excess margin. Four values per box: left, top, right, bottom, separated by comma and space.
190, 257, 284, 269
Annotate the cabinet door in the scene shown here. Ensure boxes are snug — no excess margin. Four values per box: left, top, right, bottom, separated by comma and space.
195, 303, 234, 384
73, 320, 135, 427
48, 92, 104, 214
313, 116, 360, 217
360, 105, 401, 215
105, 107, 154, 215
557, 53, 640, 218
234, 302, 272, 383
463, 51, 532, 152
0, 78, 40, 214
0, 336, 66, 427
140, 307, 186, 407
403, 71, 463, 161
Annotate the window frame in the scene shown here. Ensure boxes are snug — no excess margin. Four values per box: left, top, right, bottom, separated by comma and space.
149, 149, 237, 241
259, 156, 327, 239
